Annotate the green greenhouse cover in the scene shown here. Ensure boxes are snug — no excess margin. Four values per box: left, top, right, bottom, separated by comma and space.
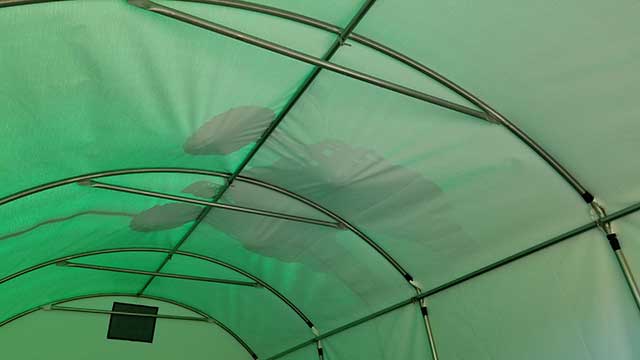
1, 0, 640, 359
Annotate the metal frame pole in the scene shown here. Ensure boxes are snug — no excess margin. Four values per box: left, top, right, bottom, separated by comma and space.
81, 180, 341, 228
419, 298, 439, 360
57, 260, 261, 287
44, 304, 210, 322
418, 297, 439, 360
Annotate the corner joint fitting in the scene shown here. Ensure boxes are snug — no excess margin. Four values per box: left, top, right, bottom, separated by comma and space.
590, 200, 613, 235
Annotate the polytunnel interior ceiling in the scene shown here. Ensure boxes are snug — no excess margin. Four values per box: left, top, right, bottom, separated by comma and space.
1, 0, 640, 360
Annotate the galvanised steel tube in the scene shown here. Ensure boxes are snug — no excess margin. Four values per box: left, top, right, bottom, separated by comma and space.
45, 304, 210, 322
82, 180, 341, 229
418, 298, 439, 360
58, 260, 261, 287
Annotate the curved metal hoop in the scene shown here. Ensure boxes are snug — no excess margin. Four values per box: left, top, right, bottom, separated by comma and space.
0, 292, 258, 359
0, 167, 415, 283
171, 0, 589, 199
0, 247, 313, 328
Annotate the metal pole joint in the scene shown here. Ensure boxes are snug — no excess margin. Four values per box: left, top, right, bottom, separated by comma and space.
589, 200, 640, 311
591, 200, 613, 235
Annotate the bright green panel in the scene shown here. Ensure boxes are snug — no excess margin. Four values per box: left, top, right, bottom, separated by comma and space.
250, 0, 365, 26
0, 296, 251, 360
145, 275, 310, 357
180, 211, 412, 332
0, 184, 190, 278
323, 304, 430, 360
0, 266, 148, 324
244, 70, 587, 291
157, 0, 335, 56
0, 0, 314, 197
428, 229, 640, 360
357, 0, 640, 210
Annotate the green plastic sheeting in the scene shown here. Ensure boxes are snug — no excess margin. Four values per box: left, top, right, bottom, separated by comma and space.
1, 0, 639, 359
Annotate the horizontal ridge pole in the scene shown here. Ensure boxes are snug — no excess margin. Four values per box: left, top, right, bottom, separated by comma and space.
81, 180, 341, 228
128, 0, 489, 122
57, 260, 261, 287
418, 223, 596, 298
45, 305, 209, 322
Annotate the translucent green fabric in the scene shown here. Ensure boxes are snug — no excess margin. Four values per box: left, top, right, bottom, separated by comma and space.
1, 1, 640, 359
